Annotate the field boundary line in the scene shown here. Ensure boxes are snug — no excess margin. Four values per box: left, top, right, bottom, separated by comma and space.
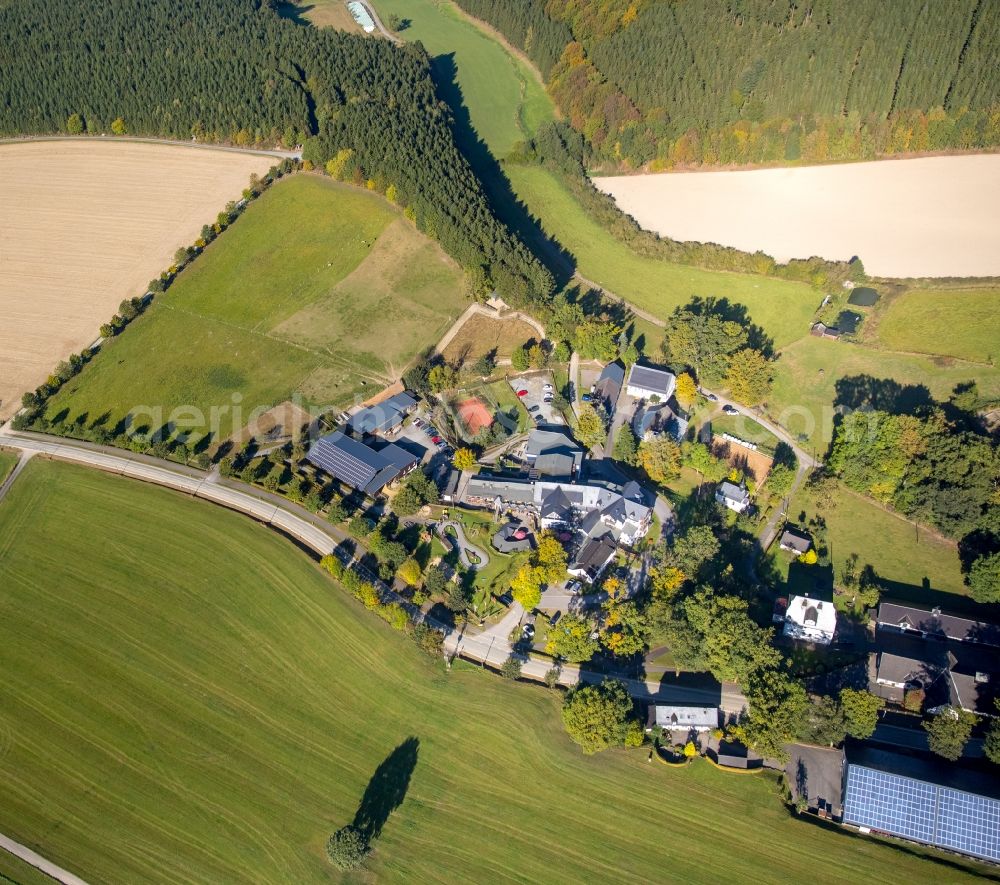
0, 134, 300, 159
0, 830, 91, 885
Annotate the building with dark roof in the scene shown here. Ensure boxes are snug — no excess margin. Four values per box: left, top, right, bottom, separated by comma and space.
877, 603, 1000, 647
567, 534, 617, 583
492, 522, 534, 554
523, 428, 583, 478
626, 363, 676, 401
869, 631, 949, 707
306, 430, 414, 497
593, 361, 625, 412
779, 527, 812, 556
347, 391, 417, 436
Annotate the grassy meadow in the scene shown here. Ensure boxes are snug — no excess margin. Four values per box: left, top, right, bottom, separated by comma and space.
43, 175, 466, 444
0, 449, 19, 486
873, 285, 1000, 364
0, 459, 992, 883
768, 334, 1000, 450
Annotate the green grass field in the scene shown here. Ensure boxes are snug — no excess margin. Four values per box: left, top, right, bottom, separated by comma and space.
0, 852, 54, 885
375, 0, 553, 156
874, 286, 1000, 364
768, 334, 1000, 450
786, 481, 967, 601
505, 164, 819, 349
44, 175, 466, 444
0, 459, 991, 883
709, 412, 780, 454
0, 449, 18, 486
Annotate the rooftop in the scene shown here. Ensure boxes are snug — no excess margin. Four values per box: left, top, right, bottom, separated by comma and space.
307, 431, 402, 496
877, 602, 1000, 647
626, 363, 676, 398
648, 705, 719, 730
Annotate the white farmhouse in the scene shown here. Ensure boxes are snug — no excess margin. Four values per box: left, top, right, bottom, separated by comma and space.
715, 481, 750, 513
783, 594, 837, 644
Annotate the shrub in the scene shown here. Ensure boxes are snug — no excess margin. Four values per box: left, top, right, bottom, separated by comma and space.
412, 623, 443, 658
325, 826, 369, 870
499, 656, 522, 680
319, 554, 344, 579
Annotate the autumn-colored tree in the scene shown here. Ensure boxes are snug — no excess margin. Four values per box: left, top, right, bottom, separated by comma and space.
452, 447, 477, 471
675, 372, 697, 408
110, 116, 126, 135
573, 403, 607, 449
428, 363, 456, 391
637, 437, 681, 483
66, 112, 84, 134
528, 343, 547, 369
325, 148, 355, 180
545, 613, 599, 662
534, 532, 569, 584
397, 558, 423, 587
724, 348, 772, 406
510, 565, 543, 610
683, 741, 697, 759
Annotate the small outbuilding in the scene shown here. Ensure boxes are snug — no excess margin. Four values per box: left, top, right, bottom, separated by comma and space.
779, 527, 813, 556
715, 481, 750, 513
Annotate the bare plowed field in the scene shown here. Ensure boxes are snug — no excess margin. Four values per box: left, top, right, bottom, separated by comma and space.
0, 140, 274, 419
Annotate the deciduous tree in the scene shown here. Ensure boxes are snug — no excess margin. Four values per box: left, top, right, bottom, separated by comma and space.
561, 679, 636, 754
452, 447, 476, 471
840, 688, 884, 739
924, 707, 977, 761
724, 348, 772, 405
637, 436, 680, 483
675, 372, 698, 408
546, 613, 599, 662
573, 403, 607, 449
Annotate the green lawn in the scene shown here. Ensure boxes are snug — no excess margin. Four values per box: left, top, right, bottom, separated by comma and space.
506, 165, 819, 349
0, 448, 19, 486
786, 480, 968, 604
0, 459, 991, 883
874, 286, 1000, 364
43, 175, 466, 446
768, 334, 1000, 450
0, 853, 54, 885
375, 0, 553, 156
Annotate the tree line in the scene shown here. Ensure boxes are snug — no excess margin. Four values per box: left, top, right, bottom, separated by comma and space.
0, 0, 553, 307
454, 0, 1000, 170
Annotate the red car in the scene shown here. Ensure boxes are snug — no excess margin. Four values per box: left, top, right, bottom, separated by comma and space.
431, 435, 442, 444
516, 389, 528, 397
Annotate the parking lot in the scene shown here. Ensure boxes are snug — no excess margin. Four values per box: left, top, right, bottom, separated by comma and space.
397, 413, 452, 463
508, 372, 564, 426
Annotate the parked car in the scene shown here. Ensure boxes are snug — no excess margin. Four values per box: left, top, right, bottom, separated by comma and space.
413, 418, 424, 427
581, 393, 592, 402
549, 610, 561, 627
543, 383, 553, 391
431, 435, 442, 444
522, 623, 535, 640
338, 411, 351, 423
566, 580, 582, 594
528, 405, 540, 413
516, 389, 528, 397
533, 414, 544, 423
498, 591, 514, 606
543, 396, 553, 404
704, 392, 718, 402
722, 404, 739, 415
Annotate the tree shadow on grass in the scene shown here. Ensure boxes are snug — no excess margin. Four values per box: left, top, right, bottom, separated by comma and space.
352, 737, 420, 843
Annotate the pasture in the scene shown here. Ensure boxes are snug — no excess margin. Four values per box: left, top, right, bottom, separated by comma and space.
0, 140, 273, 421
279, 0, 360, 31
593, 156, 1000, 278
787, 481, 967, 604
0, 459, 989, 883
767, 335, 1000, 450
43, 175, 466, 445
873, 285, 1000, 364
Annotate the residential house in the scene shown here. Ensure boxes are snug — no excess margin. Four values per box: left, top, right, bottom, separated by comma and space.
646, 705, 719, 733
307, 431, 417, 497
779, 527, 813, 556
876, 603, 1000, 647
567, 534, 617, 584
783, 594, 837, 644
593, 361, 625, 413
626, 363, 676, 402
715, 481, 750, 513
868, 631, 949, 707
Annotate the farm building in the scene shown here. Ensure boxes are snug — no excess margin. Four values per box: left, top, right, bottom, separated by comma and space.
347, 391, 417, 436
307, 430, 416, 496
626, 363, 676, 401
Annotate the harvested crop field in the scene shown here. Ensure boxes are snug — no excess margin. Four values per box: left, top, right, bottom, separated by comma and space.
594, 155, 1000, 278
0, 140, 274, 420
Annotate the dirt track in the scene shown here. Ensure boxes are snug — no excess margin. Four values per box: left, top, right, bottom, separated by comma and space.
0, 141, 273, 419
593, 154, 1000, 277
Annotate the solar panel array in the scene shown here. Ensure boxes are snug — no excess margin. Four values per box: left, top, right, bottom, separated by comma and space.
844, 764, 1000, 863
307, 432, 398, 494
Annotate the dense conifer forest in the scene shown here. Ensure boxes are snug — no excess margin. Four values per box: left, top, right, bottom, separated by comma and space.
0, 0, 553, 304
456, 0, 1000, 169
